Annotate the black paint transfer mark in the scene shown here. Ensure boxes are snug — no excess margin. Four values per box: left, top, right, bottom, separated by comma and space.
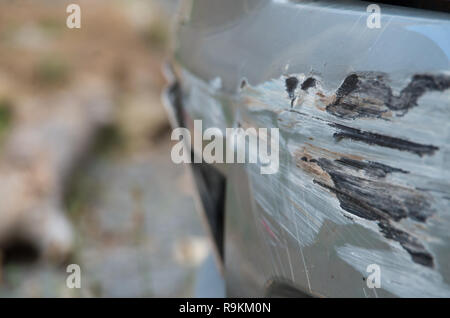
314, 158, 433, 223
285, 76, 317, 107
390, 74, 450, 110
335, 73, 359, 98
311, 157, 435, 267
327, 72, 450, 119
301, 77, 317, 91
335, 157, 408, 178
378, 221, 434, 267
330, 123, 439, 157
285, 76, 299, 108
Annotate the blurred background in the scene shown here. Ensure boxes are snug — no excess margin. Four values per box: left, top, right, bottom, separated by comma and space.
0, 0, 219, 297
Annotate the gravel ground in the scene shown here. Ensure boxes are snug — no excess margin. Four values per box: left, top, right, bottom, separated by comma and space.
0, 141, 211, 297
0, 0, 216, 298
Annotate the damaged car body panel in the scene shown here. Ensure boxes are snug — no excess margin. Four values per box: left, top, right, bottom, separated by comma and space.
167, 0, 450, 297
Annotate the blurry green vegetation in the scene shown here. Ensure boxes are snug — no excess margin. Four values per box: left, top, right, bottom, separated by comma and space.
65, 123, 125, 217
65, 171, 98, 218
0, 98, 13, 144
38, 17, 64, 34
141, 20, 168, 50
34, 56, 70, 86
93, 124, 126, 156
0, 23, 18, 44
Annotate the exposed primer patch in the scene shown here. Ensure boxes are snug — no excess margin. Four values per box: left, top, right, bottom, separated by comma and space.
330, 123, 439, 157
327, 72, 450, 119
300, 155, 435, 267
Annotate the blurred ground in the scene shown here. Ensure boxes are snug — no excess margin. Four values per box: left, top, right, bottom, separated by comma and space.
0, 0, 213, 297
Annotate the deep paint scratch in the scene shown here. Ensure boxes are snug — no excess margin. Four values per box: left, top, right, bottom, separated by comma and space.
330, 123, 439, 157
261, 218, 278, 241
306, 156, 435, 267
334, 157, 408, 178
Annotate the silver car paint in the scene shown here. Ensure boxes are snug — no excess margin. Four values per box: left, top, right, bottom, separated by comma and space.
169, 0, 450, 297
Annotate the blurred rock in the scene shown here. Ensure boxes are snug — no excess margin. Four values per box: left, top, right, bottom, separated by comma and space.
173, 236, 210, 266
0, 77, 115, 262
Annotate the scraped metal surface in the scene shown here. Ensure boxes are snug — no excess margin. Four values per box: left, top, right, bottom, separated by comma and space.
173, 0, 450, 297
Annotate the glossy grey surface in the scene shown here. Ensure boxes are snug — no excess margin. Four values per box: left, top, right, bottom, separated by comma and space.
176, 0, 450, 92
